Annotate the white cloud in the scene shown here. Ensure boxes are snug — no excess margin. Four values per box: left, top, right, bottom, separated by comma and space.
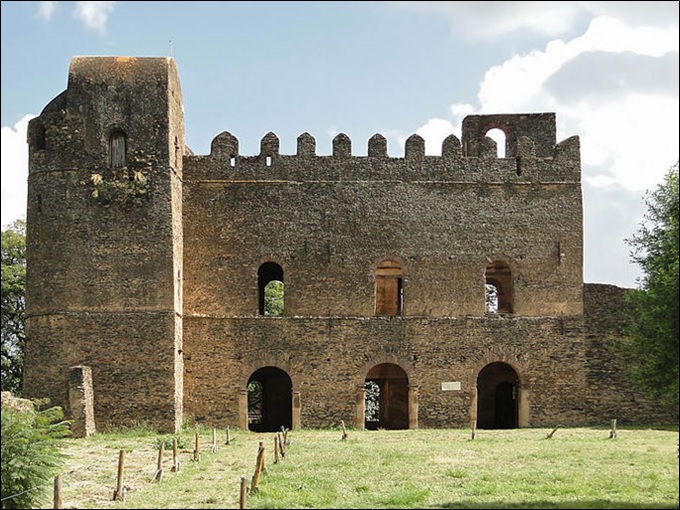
414, 15, 679, 192
74, 1, 117, 36
390, 1, 679, 40
402, 11, 678, 287
416, 118, 456, 155
1, 115, 34, 230
38, 1, 58, 21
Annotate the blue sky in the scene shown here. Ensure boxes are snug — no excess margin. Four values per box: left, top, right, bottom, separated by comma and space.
1, 1, 678, 288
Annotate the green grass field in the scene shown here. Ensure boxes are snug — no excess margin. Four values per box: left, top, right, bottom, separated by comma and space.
41, 425, 679, 509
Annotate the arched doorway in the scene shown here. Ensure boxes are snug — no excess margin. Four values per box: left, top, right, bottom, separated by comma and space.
364, 363, 409, 430
247, 366, 292, 432
477, 362, 519, 429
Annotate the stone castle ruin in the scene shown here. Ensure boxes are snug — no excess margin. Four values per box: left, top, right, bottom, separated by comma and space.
22, 56, 677, 434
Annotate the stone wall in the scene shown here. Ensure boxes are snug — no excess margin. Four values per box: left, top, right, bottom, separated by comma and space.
23, 56, 677, 433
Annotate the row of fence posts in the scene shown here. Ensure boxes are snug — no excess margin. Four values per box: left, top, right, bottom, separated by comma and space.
239, 426, 289, 509
46, 425, 236, 507
466, 418, 619, 441
87, 425, 289, 510
50, 418, 619, 508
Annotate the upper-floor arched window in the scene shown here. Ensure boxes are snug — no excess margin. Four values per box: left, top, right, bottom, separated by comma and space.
485, 260, 513, 314
258, 262, 284, 316
375, 259, 403, 316
484, 127, 507, 158
110, 129, 127, 168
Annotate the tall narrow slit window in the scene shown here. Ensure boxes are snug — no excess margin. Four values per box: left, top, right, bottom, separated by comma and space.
375, 260, 403, 316
258, 262, 284, 316
34, 122, 46, 150
110, 129, 127, 168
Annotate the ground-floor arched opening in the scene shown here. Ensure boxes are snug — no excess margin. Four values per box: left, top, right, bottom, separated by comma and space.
364, 362, 409, 430
476, 361, 520, 429
247, 366, 292, 432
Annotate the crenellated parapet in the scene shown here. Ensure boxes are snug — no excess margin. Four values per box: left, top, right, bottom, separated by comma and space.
185, 112, 580, 184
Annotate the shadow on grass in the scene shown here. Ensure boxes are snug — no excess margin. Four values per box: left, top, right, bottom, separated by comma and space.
432, 500, 678, 509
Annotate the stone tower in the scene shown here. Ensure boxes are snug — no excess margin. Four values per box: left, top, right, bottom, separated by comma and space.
23, 57, 184, 432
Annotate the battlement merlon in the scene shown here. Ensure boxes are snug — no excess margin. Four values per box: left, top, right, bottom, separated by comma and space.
25, 54, 578, 184
185, 115, 580, 183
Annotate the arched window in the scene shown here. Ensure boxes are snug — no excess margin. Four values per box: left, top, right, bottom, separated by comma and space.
485, 127, 507, 158
485, 260, 513, 314
258, 262, 284, 316
110, 129, 127, 168
375, 259, 403, 316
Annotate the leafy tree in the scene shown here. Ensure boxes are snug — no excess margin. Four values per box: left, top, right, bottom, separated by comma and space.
0, 403, 71, 509
1, 220, 26, 395
485, 284, 498, 313
622, 161, 679, 407
364, 380, 380, 424
264, 280, 284, 317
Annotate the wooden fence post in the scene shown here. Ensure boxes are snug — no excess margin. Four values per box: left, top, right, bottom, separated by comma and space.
250, 444, 265, 493
546, 425, 560, 439
239, 476, 248, 509
53, 475, 62, 509
112, 449, 126, 501
152, 441, 164, 482
210, 428, 218, 453
193, 432, 201, 461
172, 437, 180, 472
277, 432, 285, 458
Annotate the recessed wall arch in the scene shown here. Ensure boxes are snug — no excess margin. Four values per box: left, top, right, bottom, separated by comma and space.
471, 355, 529, 428
238, 354, 300, 392
245, 366, 292, 432
238, 357, 300, 431
355, 356, 416, 386
355, 356, 419, 430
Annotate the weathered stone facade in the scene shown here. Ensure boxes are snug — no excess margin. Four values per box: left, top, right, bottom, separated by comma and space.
22, 56, 677, 434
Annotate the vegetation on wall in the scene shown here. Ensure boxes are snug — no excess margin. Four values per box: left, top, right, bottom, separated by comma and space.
86, 168, 149, 206
1, 220, 26, 395
622, 160, 679, 408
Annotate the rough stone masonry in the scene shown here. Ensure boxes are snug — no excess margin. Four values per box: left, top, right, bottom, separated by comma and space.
22, 56, 677, 433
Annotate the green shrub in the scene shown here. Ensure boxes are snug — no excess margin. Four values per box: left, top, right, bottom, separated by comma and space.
153, 435, 188, 450
1, 403, 71, 509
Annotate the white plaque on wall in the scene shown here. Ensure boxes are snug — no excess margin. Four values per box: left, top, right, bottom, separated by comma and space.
441, 381, 461, 391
